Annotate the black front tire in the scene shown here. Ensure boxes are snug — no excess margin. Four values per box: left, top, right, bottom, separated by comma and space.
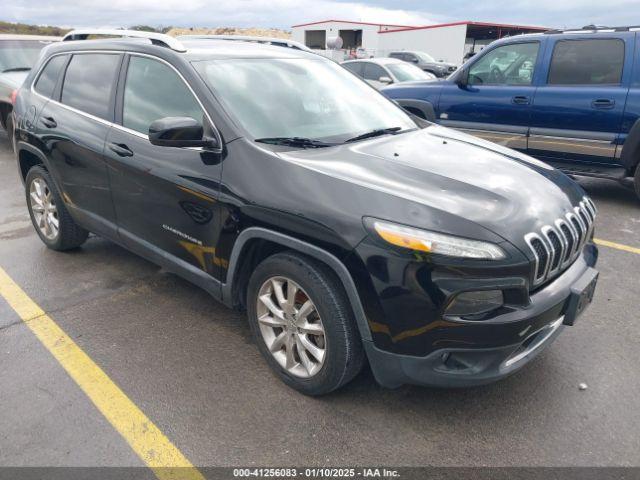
634, 166, 640, 201
247, 251, 364, 395
25, 166, 89, 251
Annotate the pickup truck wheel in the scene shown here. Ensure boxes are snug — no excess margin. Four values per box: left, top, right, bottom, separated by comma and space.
25, 166, 89, 250
247, 252, 364, 395
634, 166, 640, 201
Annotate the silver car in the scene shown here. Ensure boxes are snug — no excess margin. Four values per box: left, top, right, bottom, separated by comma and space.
342, 57, 437, 89
0, 35, 59, 140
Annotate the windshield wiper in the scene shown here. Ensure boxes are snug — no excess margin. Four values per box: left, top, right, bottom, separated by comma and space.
255, 137, 337, 148
344, 127, 403, 143
2, 67, 31, 73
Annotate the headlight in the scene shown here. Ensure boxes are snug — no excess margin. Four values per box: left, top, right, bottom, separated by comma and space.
371, 220, 506, 260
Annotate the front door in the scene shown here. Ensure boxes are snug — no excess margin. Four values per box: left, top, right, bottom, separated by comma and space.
528, 35, 632, 167
104, 54, 225, 279
438, 40, 544, 153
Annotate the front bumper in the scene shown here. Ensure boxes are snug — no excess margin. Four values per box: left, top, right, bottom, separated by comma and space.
364, 246, 598, 388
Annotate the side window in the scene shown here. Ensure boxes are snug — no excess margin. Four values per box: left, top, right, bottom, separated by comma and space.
363, 63, 387, 81
342, 62, 364, 77
468, 42, 539, 86
389, 53, 402, 60
548, 39, 624, 85
123, 56, 205, 135
405, 54, 417, 63
61, 54, 120, 120
34, 55, 67, 98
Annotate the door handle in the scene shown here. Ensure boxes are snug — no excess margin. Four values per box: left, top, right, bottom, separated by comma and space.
107, 142, 134, 157
592, 99, 615, 109
40, 116, 57, 128
512, 95, 531, 105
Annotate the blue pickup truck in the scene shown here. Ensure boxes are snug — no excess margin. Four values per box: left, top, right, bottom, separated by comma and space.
382, 26, 640, 199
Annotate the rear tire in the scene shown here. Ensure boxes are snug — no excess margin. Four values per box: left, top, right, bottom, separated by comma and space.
634, 165, 640, 201
6, 113, 15, 154
247, 251, 364, 395
25, 166, 89, 251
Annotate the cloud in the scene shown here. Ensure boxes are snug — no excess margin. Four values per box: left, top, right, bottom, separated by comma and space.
5, 0, 437, 29
3, 0, 634, 30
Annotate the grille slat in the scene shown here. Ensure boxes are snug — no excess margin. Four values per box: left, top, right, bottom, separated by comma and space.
525, 196, 595, 287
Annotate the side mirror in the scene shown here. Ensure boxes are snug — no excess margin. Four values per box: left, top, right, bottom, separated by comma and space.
148, 117, 218, 149
455, 68, 469, 87
379, 76, 393, 84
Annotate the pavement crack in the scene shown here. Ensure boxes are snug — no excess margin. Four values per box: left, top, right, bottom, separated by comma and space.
0, 318, 25, 333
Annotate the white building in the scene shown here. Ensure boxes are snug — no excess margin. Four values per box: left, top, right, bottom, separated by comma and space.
291, 19, 547, 64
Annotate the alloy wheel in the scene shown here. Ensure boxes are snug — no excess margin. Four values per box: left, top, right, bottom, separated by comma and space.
256, 276, 326, 378
29, 177, 59, 240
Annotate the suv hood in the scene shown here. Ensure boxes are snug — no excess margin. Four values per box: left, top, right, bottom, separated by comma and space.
278, 125, 585, 245
0, 71, 29, 89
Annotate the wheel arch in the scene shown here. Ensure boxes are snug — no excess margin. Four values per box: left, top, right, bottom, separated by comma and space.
0, 101, 11, 129
394, 98, 437, 122
16, 142, 49, 184
222, 227, 373, 342
620, 118, 640, 175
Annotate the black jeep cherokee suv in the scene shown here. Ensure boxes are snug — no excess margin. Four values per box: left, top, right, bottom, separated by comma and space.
12, 31, 599, 395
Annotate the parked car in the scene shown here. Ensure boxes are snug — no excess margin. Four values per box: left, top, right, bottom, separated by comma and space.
389, 50, 457, 78
382, 26, 640, 200
0, 35, 59, 142
342, 58, 436, 89
13, 29, 598, 395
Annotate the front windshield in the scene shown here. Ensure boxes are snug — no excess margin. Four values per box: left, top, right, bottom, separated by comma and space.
415, 52, 436, 63
192, 58, 416, 142
0, 40, 53, 72
387, 63, 432, 82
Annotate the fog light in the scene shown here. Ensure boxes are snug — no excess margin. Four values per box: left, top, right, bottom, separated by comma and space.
445, 290, 503, 318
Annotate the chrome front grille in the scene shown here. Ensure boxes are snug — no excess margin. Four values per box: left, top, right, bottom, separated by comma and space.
525, 196, 596, 287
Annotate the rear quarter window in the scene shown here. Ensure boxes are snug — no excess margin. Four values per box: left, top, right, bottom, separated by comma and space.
61, 53, 121, 120
548, 39, 625, 85
34, 55, 67, 98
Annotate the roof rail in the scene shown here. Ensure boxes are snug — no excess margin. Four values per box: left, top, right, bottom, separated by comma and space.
177, 34, 313, 52
62, 29, 186, 52
545, 24, 640, 34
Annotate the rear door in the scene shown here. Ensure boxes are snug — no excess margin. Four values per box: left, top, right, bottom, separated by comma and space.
342, 61, 364, 80
35, 52, 121, 235
361, 62, 389, 89
528, 35, 633, 167
105, 54, 225, 279
438, 40, 544, 153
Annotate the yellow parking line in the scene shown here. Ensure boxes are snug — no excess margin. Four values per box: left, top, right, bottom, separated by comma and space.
594, 238, 640, 255
0, 266, 205, 480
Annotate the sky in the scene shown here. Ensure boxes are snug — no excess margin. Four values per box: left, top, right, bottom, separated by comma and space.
2, 0, 638, 30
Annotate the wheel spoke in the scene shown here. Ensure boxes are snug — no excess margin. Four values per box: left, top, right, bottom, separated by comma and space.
271, 279, 287, 309
259, 294, 285, 320
258, 312, 287, 328
48, 213, 59, 230
299, 321, 324, 336
295, 335, 315, 374
31, 203, 44, 213
43, 215, 51, 236
34, 179, 43, 199
286, 281, 298, 307
30, 191, 43, 207
285, 334, 296, 369
299, 334, 325, 363
269, 331, 288, 353
296, 299, 315, 321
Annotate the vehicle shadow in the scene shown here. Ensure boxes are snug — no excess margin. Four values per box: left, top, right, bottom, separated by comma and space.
574, 175, 639, 209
